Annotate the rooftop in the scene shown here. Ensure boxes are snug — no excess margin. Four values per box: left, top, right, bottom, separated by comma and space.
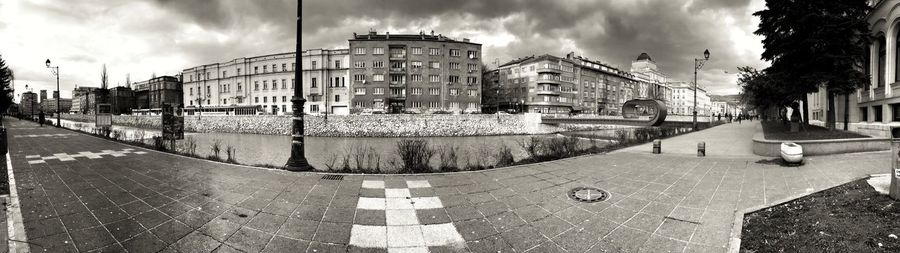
349, 31, 481, 45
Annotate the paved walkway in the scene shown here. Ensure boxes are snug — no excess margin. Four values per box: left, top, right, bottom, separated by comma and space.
619, 122, 760, 157
3, 119, 888, 253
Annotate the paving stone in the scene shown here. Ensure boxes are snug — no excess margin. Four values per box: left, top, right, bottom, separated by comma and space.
553, 226, 601, 252
104, 218, 146, 241
531, 215, 574, 238
277, 218, 318, 241
454, 218, 498, 241
23, 217, 66, 239
263, 236, 310, 253
224, 227, 274, 253
134, 210, 171, 229
445, 205, 482, 221
354, 209, 386, 226
120, 231, 168, 253
639, 234, 687, 253
314, 221, 352, 245
486, 211, 525, 232
292, 204, 328, 221
151, 219, 193, 244
69, 225, 117, 251
173, 232, 222, 253
466, 235, 510, 253
498, 225, 545, 252
322, 207, 356, 223
26, 233, 77, 253
246, 212, 288, 234
59, 211, 102, 231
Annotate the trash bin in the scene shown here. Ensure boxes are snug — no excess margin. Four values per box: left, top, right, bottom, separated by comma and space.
890, 127, 900, 200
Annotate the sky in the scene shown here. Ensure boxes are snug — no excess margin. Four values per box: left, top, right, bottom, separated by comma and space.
0, 0, 769, 102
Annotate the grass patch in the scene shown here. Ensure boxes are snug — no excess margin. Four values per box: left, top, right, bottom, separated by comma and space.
741, 178, 900, 252
761, 121, 869, 140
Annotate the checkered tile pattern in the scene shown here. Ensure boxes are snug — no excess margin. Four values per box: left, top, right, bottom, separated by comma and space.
350, 180, 465, 251
14, 133, 78, 138
26, 148, 148, 164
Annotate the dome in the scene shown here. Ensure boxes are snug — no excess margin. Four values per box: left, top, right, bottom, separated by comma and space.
636, 52, 652, 61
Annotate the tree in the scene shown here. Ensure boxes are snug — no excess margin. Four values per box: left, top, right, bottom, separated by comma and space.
0, 54, 14, 121
737, 66, 797, 120
754, 0, 871, 129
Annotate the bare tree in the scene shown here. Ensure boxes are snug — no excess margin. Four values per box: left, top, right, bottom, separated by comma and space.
100, 64, 108, 89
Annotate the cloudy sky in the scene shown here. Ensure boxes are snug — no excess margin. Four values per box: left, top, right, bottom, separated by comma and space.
1, 0, 768, 101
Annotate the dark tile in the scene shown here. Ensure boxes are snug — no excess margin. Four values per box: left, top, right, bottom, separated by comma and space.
105, 218, 146, 242
499, 225, 545, 252
246, 212, 288, 234
292, 204, 327, 221
23, 217, 66, 239
261, 200, 297, 216
639, 234, 687, 253
474, 201, 510, 217
514, 205, 552, 222
224, 227, 274, 253
93, 205, 130, 224
486, 212, 525, 232
119, 200, 154, 216
142, 194, 175, 208
176, 209, 218, 229
277, 218, 319, 241
306, 241, 348, 252
199, 218, 242, 242
69, 225, 117, 251
555, 206, 593, 225
28, 233, 77, 253
446, 205, 482, 221
134, 210, 171, 229
322, 207, 355, 224
173, 232, 222, 253
218, 206, 259, 225
455, 218, 498, 241
353, 209, 386, 226
158, 201, 194, 218
532, 216, 574, 238
466, 235, 511, 253
262, 236, 310, 253
150, 219, 193, 244
313, 221, 351, 244
415, 209, 451, 225
60, 212, 102, 231
655, 218, 697, 242
553, 226, 600, 252
121, 231, 167, 253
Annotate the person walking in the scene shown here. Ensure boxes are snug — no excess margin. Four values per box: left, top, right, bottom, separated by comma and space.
38, 110, 45, 127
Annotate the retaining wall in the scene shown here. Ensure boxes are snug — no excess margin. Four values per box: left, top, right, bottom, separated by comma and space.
751, 132, 889, 157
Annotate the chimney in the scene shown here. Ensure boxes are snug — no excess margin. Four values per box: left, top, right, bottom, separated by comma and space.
463, 38, 470, 42
386, 32, 389, 39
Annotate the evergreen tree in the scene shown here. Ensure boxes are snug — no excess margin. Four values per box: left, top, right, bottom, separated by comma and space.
0, 54, 14, 120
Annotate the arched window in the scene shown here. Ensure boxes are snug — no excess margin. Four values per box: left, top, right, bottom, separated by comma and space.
865, 41, 871, 91
896, 28, 900, 82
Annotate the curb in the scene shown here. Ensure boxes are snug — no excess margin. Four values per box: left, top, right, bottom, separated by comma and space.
6, 152, 28, 253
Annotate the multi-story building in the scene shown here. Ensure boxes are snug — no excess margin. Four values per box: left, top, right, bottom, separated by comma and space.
108, 86, 135, 115
349, 31, 482, 113
40, 98, 72, 114
181, 49, 349, 115
668, 81, 711, 116
39, 90, 47, 104
53, 90, 59, 99
21, 92, 37, 117
71, 87, 97, 114
133, 76, 183, 111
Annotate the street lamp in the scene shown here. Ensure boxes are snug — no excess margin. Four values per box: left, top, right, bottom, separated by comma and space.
45, 59, 60, 127
693, 49, 710, 130
285, 0, 312, 171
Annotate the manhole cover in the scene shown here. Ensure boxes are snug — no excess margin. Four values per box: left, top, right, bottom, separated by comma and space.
567, 187, 609, 203
321, 175, 344, 180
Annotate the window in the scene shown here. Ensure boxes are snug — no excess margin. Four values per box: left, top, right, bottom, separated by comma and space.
310, 61, 316, 70
467, 50, 479, 59
429, 48, 441, 55
335, 95, 340, 102
282, 64, 286, 72
373, 61, 384, 68
223, 99, 227, 104
292, 79, 295, 89
272, 64, 277, 72
468, 90, 477, 97
272, 80, 277, 90
429, 75, 440, 83
450, 102, 459, 109
412, 47, 423, 55
468, 103, 476, 110
450, 62, 460, 70
237, 83, 242, 91
333, 77, 340, 87
373, 74, 384, 82
430, 61, 440, 69
374, 88, 385, 95
449, 88, 459, 96
334, 60, 341, 68
292, 63, 295, 70
207, 86, 210, 94
355, 88, 366, 95
449, 75, 460, 83
282, 96, 287, 102
264, 65, 268, 72
355, 47, 366, 55
255, 97, 259, 103
282, 79, 287, 89
263, 80, 268, 90
429, 88, 440, 95
310, 78, 317, 88
411, 101, 422, 108
254, 81, 259, 90
429, 101, 439, 108
373, 47, 384, 55
272, 96, 276, 103
354, 61, 366, 68
411, 88, 422, 95
449, 49, 460, 57
468, 63, 478, 72
411, 74, 422, 82
254, 66, 258, 74
222, 71, 227, 78
411, 61, 423, 69
390, 74, 405, 84
263, 97, 268, 103
354, 74, 367, 82
467, 76, 478, 85
189, 88, 193, 96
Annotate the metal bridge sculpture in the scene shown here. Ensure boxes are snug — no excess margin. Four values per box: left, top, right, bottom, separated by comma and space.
541, 99, 669, 127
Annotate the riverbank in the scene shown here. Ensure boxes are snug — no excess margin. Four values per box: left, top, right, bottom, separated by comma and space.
60, 113, 629, 137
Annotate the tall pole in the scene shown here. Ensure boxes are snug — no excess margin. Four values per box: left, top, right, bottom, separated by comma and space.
693, 59, 698, 130
286, 1, 312, 171
56, 68, 60, 127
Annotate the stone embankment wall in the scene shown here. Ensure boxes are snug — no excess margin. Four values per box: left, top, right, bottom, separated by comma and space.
62, 113, 563, 137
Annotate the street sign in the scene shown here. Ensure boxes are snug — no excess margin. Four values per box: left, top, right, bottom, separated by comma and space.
161, 103, 184, 140
96, 104, 112, 127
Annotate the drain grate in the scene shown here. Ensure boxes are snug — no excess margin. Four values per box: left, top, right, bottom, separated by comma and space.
567, 187, 610, 203
321, 175, 344, 180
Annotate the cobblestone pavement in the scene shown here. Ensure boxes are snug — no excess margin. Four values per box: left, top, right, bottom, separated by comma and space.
4, 119, 887, 252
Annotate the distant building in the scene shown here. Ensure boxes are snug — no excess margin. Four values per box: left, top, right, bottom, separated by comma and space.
21, 92, 37, 116
349, 31, 483, 113
71, 87, 98, 114
668, 81, 711, 116
39, 90, 47, 103
133, 76, 182, 110
53, 90, 59, 99
40, 98, 72, 114
108, 86, 135, 115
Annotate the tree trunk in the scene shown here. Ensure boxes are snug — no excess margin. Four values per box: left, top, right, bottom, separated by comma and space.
843, 94, 849, 130
826, 90, 836, 129
802, 95, 810, 125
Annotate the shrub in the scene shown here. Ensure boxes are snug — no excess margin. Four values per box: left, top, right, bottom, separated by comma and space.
210, 139, 222, 160
134, 130, 146, 144
152, 136, 166, 151
518, 137, 542, 158
324, 154, 338, 171
111, 130, 124, 140
437, 144, 459, 172
395, 139, 434, 173
225, 145, 236, 163
614, 129, 630, 144
185, 137, 197, 156
494, 145, 515, 167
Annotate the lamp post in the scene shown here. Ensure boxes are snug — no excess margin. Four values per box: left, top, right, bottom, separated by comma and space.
693, 49, 710, 130
285, 0, 312, 171
45, 59, 60, 127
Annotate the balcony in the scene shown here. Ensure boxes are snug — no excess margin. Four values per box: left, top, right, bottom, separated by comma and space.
536, 90, 561, 96
536, 79, 565, 85
389, 81, 407, 86
389, 68, 407, 73
536, 67, 562, 74
389, 54, 407, 60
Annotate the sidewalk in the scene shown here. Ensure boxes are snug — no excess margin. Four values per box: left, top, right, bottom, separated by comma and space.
619, 122, 761, 158
2, 119, 888, 253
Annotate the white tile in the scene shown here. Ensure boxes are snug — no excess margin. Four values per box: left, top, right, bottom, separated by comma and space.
362, 180, 385, 189
387, 225, 426, 248
387, 247, 429, 253
357, 197, 386, 210
349, 225, 387, 248
385, 198, 414, 210
134, 151, 147, 155
411, 197, 443, 209
27, 160, 45, 164
406, 180, 431, 189
109, 152, 126, 157
385, 188, 411, 198
421, 223, 465, 246
25, 155, 39, 159
385, 209, 419, 225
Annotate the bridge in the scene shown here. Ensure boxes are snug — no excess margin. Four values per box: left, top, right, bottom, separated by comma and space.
541, 99, 714, 127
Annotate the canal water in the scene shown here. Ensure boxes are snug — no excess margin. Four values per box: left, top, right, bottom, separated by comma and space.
59, 120, 646, 171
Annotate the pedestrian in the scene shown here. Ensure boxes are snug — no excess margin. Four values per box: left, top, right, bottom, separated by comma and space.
38, 111, 45, 127
738, 114, 742, 124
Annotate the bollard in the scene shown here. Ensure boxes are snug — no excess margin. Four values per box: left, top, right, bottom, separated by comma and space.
652, 139, 661, 154
890, 127, 900, 200
697, 141, 706, 157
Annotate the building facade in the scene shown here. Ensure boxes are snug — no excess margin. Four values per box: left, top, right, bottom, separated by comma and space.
21, 92, 37, 116
349, 31, 482, 113
668, 81, 711, 116
40, 98, 72, 114
109, 86, 135, 115
181, 49, 349, 115
71, 87, 97, 114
